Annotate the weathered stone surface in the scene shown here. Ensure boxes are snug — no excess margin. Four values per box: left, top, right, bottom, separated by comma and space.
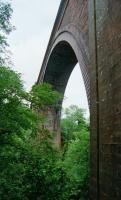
37, 0, 121, 199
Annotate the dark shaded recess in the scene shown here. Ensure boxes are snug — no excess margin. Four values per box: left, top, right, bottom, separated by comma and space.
44, 41, 77, 94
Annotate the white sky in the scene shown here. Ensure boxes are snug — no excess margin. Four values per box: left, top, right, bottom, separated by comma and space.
8, 0, 89, 117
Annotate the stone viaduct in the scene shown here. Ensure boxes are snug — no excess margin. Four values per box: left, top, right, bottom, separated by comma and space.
37, 0, 121, 199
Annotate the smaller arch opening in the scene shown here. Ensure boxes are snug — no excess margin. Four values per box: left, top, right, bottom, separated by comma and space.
60, 63, 90, 199
62, 63, 89, 118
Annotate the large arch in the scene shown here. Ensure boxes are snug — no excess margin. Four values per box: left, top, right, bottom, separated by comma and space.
42, 29, 90, 101
39, 30, 90, 145
37, 0, 121, 199
37, 28, 90, 144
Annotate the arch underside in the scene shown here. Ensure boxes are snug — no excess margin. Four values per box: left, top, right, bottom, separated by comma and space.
39, 30, 90, 106
44, 41, 77, 94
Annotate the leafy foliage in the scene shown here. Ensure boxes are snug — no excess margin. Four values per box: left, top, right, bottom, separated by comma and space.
0, 132, 62, 200
0, 66, 90, 200
0, 0, 13, 34
0, 66, 38, 135
0, 66, 62, 200
61, 105, 89, 146
0, 0, 13, 65
61, 106, 90, 200
30, 83, 62, 110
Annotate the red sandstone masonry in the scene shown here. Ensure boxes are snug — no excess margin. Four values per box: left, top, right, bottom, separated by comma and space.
37, 0, 121, 199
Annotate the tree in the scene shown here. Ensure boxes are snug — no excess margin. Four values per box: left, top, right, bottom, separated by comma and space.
0, 69, 89, 200
0, 66, 38, 136
62, 131, 90, 200
0, 128, 62, 200
0, 0, 13, 65
30, 83, 62, 110
61, 105, 89, 146
0, 66, 62, 200
61, 105, 90, 200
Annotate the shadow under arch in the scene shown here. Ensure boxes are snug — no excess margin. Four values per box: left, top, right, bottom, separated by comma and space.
38, 30, 90, 146
38, 29, 90, 105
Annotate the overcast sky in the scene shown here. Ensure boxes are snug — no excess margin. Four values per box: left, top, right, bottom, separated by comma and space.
8, 0, 89, 116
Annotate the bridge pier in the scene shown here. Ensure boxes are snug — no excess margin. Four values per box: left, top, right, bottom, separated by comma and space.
90, 0, 121, 199
41, 107, 61, 148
